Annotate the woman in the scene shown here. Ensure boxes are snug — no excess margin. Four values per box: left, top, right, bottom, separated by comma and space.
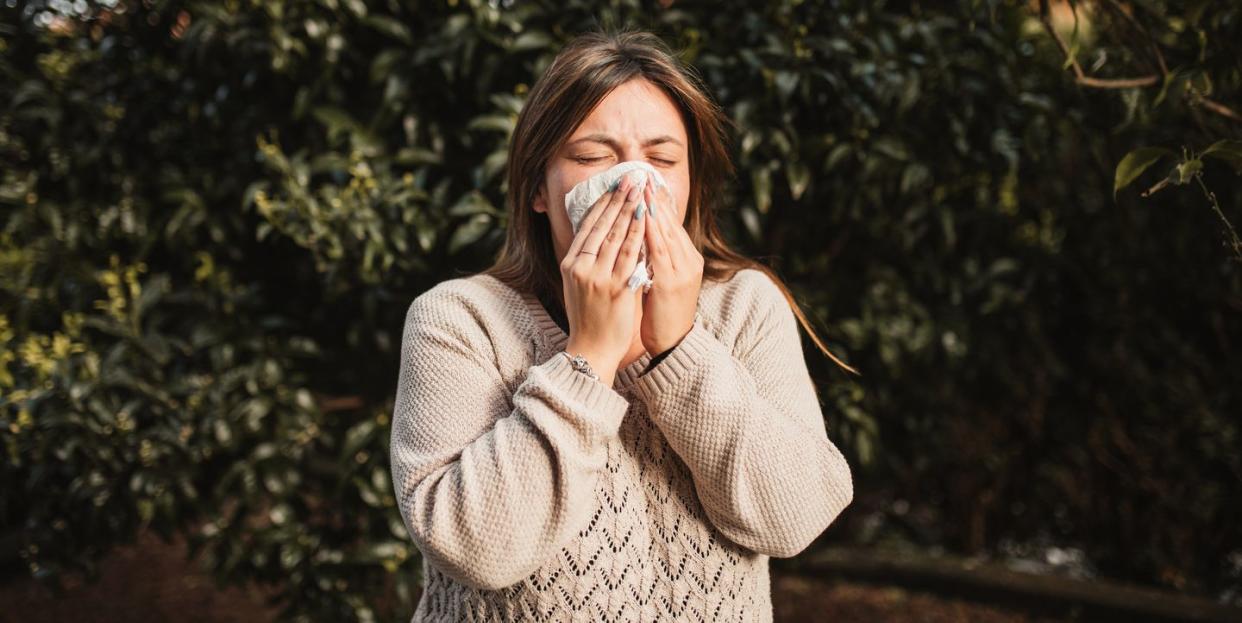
390, 28, 854, 622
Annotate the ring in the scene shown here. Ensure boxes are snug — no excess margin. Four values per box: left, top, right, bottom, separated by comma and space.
580, 250, 597, 256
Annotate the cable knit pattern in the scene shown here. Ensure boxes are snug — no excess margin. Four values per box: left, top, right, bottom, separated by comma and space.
389, 268, 853, 622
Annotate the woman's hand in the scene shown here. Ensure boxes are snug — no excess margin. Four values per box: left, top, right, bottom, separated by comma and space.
639, 179, 703, 357
561, 172, 649, 386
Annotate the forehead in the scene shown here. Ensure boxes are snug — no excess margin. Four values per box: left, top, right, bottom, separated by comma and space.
568, 78, 687, 144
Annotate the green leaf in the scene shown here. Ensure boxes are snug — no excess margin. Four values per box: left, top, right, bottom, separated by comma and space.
447, 214, 492, 253
774, 70, 799, 102
1202, 139, 1242, 174
369, 49, 405, 84
1062, 38, 1079, 71
466, 114, 514, 134
1175, 159, 1203, 184
341, 419, 376, 461
787, 161, 810, 201
739, 205, 761, 242
311, 106, 358, 134
740, 130, 761, 158
363, 16, 412, 44
1154, 68, 1191, 108
510, 31, 553, 52
752, 167, 772, 215
416, 226, 436, 253
447, 191, 498, 217
1114, 147, 1174, 199
824, 143, 853, 171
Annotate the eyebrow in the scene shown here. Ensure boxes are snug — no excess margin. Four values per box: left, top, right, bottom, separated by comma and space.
567, 133, 684, 149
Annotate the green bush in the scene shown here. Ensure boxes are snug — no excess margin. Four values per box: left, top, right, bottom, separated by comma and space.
2, 0, 1239, 619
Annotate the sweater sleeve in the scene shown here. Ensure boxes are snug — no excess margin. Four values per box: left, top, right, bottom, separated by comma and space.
389, 290, 631, 590
631, 275, 854, 558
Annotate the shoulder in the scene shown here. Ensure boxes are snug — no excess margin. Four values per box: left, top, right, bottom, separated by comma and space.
404, 273, 516, 325
697, 267, 796, 349
400, 273, 535, 378
701, 267, 790, 324
402, 273, 528, 353
711, 267, 786, 305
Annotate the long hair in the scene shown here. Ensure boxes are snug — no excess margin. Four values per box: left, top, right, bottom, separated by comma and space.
483, 27, 856, 375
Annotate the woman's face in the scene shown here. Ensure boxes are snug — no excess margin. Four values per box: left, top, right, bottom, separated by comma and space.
533, 77, 691, 264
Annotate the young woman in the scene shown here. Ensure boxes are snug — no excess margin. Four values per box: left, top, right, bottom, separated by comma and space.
390, 28, 854, 622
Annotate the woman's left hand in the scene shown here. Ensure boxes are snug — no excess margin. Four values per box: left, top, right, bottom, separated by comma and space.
639, 179, 704, 356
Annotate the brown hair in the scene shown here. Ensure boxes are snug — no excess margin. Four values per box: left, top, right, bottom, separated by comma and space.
483, 27, 857, 375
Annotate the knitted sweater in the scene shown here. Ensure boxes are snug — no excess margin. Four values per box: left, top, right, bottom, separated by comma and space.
389, 268, 854, 622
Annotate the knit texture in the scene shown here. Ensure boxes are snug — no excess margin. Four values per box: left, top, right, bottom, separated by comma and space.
390, 268, 854, 622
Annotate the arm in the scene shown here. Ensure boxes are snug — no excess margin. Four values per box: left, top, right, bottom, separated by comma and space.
389, 290, 630, 590
632, 276, 854, 558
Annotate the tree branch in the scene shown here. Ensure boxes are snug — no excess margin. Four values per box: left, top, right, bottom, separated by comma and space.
1037, 0, 1160, 88
1191, 92, 1242, 123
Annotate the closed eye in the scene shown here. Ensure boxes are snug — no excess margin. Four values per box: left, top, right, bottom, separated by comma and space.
573, 156, 676, 166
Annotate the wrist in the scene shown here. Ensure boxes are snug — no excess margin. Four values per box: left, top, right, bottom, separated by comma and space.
561, 345, 617, 386
651, 344, 676, 362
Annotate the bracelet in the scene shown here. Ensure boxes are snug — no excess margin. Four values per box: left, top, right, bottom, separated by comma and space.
560, 351, 599, 382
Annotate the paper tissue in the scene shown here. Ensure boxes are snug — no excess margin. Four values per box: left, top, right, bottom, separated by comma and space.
563, 161, 670, 292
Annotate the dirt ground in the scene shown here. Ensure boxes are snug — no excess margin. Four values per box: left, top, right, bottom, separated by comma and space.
0, 531, 1064, 622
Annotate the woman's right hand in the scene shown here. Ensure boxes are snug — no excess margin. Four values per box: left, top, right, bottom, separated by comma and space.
560, 172, 649, 386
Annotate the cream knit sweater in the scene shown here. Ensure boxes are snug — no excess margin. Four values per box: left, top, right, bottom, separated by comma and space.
390, 268, 853, 622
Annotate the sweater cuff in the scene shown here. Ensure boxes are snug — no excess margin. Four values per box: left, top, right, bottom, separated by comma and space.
632, 320, 720, 405
642, 345, 675, 374
538, 351, 631, 442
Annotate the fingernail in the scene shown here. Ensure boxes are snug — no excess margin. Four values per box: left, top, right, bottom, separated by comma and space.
634, 203, 646, 220
608, 179, 619, 192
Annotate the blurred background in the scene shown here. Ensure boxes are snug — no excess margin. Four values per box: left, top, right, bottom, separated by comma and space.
2, 0, 1240, 621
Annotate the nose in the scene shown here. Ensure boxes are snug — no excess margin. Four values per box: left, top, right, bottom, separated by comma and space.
620, 144, 642, 163
615, 142, 654, 171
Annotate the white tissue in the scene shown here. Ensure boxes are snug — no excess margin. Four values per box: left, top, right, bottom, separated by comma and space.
563, 160, 669, 292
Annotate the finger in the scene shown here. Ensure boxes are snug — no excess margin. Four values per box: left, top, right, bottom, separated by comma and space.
643, 185, 676, 274
596, 177, 646, 275
613, 188, 648, 285
651, 182, 690, 266
652, 180, 673, 221
565, 184, 620, 258
567, 177, 627, 258
578, 174, 634, 260
566, 188, 618, 259
646, 181, 682, 268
